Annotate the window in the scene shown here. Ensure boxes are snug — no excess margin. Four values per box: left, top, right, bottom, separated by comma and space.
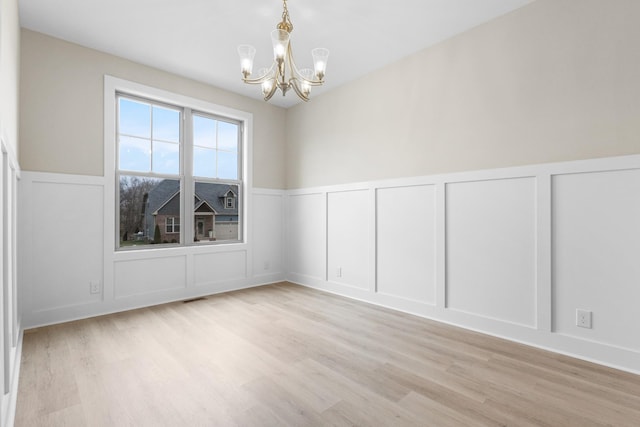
166, 217, 180, 234
116, 92, 244, 249
225, 196, 235, 209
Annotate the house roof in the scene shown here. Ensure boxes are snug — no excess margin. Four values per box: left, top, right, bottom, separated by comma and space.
194, 182, 238, 215
145, 179, 238, 218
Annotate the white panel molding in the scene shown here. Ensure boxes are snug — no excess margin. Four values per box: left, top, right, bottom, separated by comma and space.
445, 177, 537, 328
327, 189, 370, 290
1, 132, 22, 427
286, 154, 640, 375
552, 168, 640, 353
17, 154, 640, 375
368, 188, 376, 294
114, 255, 188, 299
286, 192, 327, 281
252, 190, 285, 280
18, 169, 286, 328
376, 184, 437, 305
30, 180, 104, 313
536, 173, 552, 333
435, 182, 447, 309
323, 191, 328, 283
1, 330, 22, 427
193, 250, 247, 286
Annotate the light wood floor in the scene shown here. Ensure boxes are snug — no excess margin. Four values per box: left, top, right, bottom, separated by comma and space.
15, 282, 640, 426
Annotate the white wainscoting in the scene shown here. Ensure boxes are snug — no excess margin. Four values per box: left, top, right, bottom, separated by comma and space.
377, 185, 437, 305
29, 180, 104, 311
1, 133, 22, 427
17, 156, 640, 375
286, 155, 640, 374
327, 189, 371, 291
552, 168, 640, 352
446, 177, 537, 328
18, 172, 286, 328
194, 250, 247, 287
286, 193, 326, 282
114, 255, 188, 298
252, 190, 285, 279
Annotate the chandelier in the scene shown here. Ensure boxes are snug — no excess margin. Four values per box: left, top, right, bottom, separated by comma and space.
237, 0, 329, 102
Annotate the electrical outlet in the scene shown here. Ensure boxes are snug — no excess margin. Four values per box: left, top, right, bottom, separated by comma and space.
90, 281, 101, 295
263, 260, 270, 270
576, 309, 592, 328
336, 267, 342, 278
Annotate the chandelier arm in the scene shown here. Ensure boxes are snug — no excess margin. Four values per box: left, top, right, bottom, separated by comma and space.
263, 81, 279, 101
242, 75, 273, 85
287, 44, 324, 85
241, 64, 277, 85
289, 78, 310, 102
286, 43, 300, 79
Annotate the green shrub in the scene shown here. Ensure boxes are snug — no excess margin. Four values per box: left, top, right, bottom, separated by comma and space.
154, 225, 161, 244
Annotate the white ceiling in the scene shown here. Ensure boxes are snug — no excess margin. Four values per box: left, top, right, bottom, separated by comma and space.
19, 0, 533, 108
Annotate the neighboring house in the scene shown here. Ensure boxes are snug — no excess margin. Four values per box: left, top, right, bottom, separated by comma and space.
143, 180, 239, 243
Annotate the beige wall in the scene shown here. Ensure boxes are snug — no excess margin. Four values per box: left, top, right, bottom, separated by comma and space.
19, 0, 640, 190
1, 0, 20, 154
19, 29, 287, 189
285, 0, 640, 189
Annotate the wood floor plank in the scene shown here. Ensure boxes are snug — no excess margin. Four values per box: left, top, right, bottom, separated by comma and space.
14, 282, 640, 426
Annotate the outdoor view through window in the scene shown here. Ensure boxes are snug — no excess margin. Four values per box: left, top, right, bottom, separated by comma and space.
117, 95, 242, 249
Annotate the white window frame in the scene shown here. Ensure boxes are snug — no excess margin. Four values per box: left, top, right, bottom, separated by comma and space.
104, 76, 252, 257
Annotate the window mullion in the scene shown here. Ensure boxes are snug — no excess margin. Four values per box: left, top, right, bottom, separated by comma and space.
148, 103, 154, 173
115, 170, 121, 249
183, 107, 194, 246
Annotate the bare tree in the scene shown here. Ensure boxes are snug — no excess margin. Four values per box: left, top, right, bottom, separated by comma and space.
119, 177, 157, 241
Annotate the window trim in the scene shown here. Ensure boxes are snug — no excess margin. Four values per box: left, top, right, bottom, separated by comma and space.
104, 75, 253, 258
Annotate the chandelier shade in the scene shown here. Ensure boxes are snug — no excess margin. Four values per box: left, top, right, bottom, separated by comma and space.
237, 45, 256, 78
237, 0, 329, 102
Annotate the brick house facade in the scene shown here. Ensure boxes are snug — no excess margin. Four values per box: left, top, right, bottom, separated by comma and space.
143, 180, 239, 243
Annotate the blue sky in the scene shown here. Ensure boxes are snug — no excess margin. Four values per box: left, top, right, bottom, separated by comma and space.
119, 97, 238, 180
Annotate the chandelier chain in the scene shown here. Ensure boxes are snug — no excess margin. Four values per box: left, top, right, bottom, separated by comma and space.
277, 0, 294, 33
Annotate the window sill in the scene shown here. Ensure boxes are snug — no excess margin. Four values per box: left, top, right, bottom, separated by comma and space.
113, 241, 248, 261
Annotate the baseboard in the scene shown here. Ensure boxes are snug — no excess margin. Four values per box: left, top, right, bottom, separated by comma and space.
2, 329, 23, 427
23, 274, 286, 330
289, 279, 640, 376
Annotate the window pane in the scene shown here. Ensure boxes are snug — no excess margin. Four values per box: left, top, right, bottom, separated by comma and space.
193, 115, 216, 148
217, 151, 238, 180
194, 182, 239, 242
119, 98, 151, 138
152, 141, 179, 175
193, 146, 216, 178
119, 176, 180, 247
218, 121, 238, 151
145, 178, 181, 246
119, 136, 151, 172
153, 106, 180, 142
165, 217, 181, 234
